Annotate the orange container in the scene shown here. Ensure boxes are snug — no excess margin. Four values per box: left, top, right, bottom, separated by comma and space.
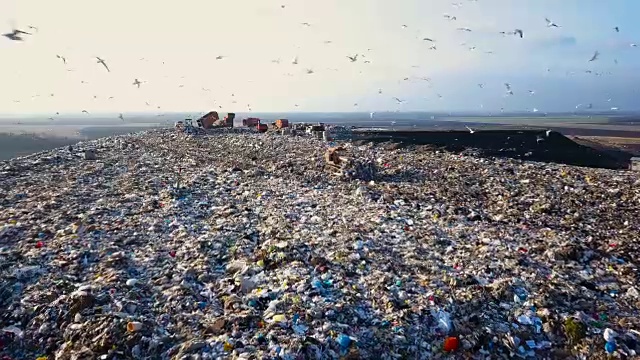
199, 111, 220, 129
443, 337, 459, 352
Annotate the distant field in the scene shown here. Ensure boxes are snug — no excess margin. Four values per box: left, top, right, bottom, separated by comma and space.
0, 123, 165, 138
0, 123, 166, 161
442, 116, 613, 124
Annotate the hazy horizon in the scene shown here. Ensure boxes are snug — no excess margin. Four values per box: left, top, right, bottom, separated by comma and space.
2, 0, 639, 114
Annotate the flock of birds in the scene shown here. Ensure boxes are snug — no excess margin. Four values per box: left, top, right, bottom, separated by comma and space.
2, 2, 638, 119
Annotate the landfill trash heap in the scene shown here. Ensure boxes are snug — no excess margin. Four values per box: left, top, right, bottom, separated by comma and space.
324, 146, 377, 181
0, 128, 639, 359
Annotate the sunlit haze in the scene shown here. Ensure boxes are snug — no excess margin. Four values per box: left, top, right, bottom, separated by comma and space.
1, 0, 639, 115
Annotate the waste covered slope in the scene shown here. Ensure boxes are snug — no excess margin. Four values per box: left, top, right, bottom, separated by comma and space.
0, 128, 639, 359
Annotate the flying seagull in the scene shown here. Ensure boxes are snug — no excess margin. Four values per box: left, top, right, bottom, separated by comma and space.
28, 25, 38, 32
56, 54, 67, 64
132, 78, 142, 88
347, 54, 358, 62
305, 68, 314, 74
292, 56, 298, 65
96, 57, 110, 72
514, 29, 524, 38
465, 125, 475, 134
614, 26, 620, 33
118, 113, 125, 121
3, 29, 31, 41
444, 14, 457, 20
478, 83, 484, 88
546, 130, 552, 137
393, 97, 406, 104
301, 22, 311, 26
545, 18, 560, 28
504, 83, 512, 91
82, 110, 89, 114
215, 55, 225, 60
457, 27, 472, 32
589, 51, 599, 62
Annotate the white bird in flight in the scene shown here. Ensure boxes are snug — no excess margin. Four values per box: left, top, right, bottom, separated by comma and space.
393, 97, 406, 104
465, 125, 475, 134
292, 56, 298, 65
545, 17, 561, 28
347, 54, 358, 62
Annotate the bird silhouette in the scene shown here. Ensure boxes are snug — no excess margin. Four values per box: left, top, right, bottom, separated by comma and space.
56, 55, 67, 64
347, 54, 358, 62
132, 79, 142, 88
3, 29, 31, 41
545, 18, 560, 27
96, 57, 110, 72
589, 51, 599, 62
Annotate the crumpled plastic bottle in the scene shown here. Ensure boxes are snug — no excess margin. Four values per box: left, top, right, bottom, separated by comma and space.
432, 309, 453, 334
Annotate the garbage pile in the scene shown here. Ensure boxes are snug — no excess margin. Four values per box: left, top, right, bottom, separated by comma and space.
1, 129, 640, 359
324, 146, 377, 181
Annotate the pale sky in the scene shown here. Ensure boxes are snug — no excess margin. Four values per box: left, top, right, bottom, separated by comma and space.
0, 0, 638, 114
